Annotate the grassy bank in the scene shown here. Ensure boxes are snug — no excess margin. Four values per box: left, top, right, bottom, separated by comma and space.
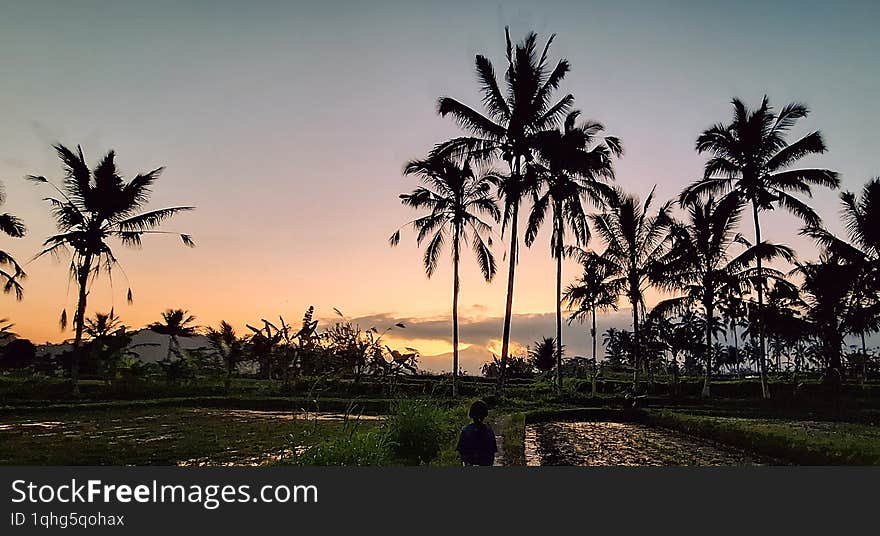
4, 374, 880, 405
647, 411, 880, 465
495, 412, 526, 466
0, 396, 395, 417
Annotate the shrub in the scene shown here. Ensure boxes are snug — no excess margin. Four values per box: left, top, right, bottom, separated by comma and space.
384, 399, 451, 464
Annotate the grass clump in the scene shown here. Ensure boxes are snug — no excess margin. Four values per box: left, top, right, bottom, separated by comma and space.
284, 428, 393, 466
282, 398, 468, 466
385, 399, 456, 464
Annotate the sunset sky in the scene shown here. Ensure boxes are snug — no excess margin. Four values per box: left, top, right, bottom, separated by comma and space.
1, 1, 878, 371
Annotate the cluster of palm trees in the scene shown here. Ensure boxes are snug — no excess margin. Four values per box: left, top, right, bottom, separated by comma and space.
392, 28, 622, 396
393, 28, 875, 398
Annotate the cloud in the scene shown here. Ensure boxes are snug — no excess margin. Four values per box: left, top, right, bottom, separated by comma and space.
321, 309, 637, 373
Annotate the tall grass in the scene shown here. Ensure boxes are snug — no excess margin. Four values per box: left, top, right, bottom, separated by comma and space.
281, 398, 468, 466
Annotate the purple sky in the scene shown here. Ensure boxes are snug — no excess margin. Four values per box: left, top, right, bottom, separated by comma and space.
1, 1, 878, 366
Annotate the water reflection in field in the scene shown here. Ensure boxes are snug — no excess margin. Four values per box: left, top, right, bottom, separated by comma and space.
525, 421, 772, 466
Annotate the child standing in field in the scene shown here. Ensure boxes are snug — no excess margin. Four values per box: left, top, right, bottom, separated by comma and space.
456, 400, 497, 466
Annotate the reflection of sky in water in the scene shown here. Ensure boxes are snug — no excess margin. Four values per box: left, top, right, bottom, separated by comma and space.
525, 421, 774, 466
2, 410, 378, 466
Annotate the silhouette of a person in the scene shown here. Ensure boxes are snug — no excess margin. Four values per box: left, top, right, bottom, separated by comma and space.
456, 400, 497, 466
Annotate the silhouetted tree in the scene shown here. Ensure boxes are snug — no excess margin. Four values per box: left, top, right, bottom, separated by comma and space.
529, 337, 558, 373
602, 327, 632, 368
652, 195, 794, 396
390, 155, 499, 396
794, 256, 858, 385
525, 110, 621, 393
206, 321, 247, 392
591, 188, 673, 391
564, 249, 619, 371
1, 338, 36, 371
681, 97, 838, 398
149, 309, 199, 361
82, 310, 146, 380
435, 28, 573, 389
29, 144, 194, 391
804, 178, 880, 377
0, 181, 26, 299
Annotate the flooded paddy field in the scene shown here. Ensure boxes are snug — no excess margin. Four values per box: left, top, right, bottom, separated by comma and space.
0, 407, 378, 466
525, 420, 775, 466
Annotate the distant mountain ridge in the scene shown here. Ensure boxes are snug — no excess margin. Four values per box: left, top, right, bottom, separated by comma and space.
35, 329, 211, 363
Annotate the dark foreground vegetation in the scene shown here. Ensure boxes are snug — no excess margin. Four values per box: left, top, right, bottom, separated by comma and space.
2, 372, 879, 466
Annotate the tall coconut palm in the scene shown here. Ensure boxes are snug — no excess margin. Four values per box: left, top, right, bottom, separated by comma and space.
0, 181, 26, 299
28, 144, 195, 391
525, 110, 621, 393
681, 97, 839, 398
591, 187, 673, 391
389, 155, 499, 396
148, 309, 199, 361
435, 27, 573, 388
564, 250, 620, 371
803, 178, 880, 376
651, 196, 794, 397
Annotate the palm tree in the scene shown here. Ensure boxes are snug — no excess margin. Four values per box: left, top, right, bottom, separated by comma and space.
803, 178, 880, 377
0, 181, 26, 299
148, 309, 199, 361
435, 27, 573, 388
529, 337, 558, 373
652, 196, 794, 396
763, 279, 803, 372
591, 187, 673, 391
602, 327, 632, 368
793, 256, 859, 384
525, 110, 621, 393
83, 310, 123, 339
718, 286, 744, 368
563, 250, 620, 375
206, 321, 246, 392
29, 144, 195, 391
389, 155, 499, 396
681, 97, 839, 398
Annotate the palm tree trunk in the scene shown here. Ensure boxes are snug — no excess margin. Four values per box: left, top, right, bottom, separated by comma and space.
631, 297, 640, 392
555, 215, 563, 396
166, 335, 175, 362
752, 204, 770, 399
702, 303, 713, 398
452, 225, 461, 398
671, 351, 679, 397
71, 254, 93, 395
498, 202, 519, 390
860, 331, 868, 381
591, 307, 597, 363
732, 317, 738, 363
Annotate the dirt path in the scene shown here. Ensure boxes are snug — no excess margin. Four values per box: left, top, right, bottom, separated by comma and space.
490, 415, 507, 466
